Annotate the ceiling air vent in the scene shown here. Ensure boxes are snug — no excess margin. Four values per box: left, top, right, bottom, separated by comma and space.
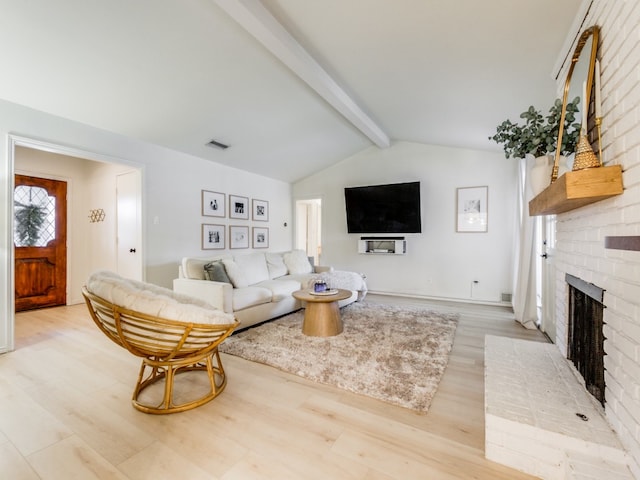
206, 139, 229, 150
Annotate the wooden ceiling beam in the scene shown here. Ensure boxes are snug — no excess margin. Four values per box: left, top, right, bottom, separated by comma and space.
212, 0, 390, 148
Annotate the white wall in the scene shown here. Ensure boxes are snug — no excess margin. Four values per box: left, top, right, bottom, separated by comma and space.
553, 1, 640, 477
142, 147, 293, 285
0, 100, 292, 352
293, 141, 517, 303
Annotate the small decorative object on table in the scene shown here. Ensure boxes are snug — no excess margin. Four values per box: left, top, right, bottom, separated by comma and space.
313, 279, 328, 293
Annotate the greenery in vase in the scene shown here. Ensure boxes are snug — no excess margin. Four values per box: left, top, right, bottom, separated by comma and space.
489, 97, 581, 159
14, 201, 46, 246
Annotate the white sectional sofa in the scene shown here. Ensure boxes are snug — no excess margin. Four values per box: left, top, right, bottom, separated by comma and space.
173, 249, 367, 330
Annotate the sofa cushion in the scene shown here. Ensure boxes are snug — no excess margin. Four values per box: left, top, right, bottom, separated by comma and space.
283, 249, 313, 275
254, 279, 302, 302
265, 252, 288, 279
232, 286, 272, 311
203, 261, 231, 284
223, 252, 269, 288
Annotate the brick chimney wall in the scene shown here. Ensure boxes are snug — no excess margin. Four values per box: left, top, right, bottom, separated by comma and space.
553, 1, 640, 476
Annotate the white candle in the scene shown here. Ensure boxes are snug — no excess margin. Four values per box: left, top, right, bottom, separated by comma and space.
582, 80, 587, 134
595, 60, 602, 118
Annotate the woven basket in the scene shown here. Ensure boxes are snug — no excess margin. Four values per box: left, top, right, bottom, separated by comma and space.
572, 135, 601, 170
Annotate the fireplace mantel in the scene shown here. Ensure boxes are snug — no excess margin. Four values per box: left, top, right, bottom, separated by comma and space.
529, 165, 623, 216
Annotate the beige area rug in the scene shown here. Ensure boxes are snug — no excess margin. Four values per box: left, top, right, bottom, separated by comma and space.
219, 302, 459, 413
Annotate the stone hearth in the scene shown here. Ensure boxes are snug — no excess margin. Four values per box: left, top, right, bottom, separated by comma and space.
484, 335, 632, 479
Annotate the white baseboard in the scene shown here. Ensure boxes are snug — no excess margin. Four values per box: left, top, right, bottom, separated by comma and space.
366, 290, 512, 308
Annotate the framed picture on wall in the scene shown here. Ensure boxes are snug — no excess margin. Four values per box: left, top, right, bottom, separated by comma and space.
252, 199, 269, 221
201, 190, 225, 217
202, 224, 225, 250
456, 186, 488, 233
252, 227, 269, 248
229, 194, 249, 220
229, 225, 249, 249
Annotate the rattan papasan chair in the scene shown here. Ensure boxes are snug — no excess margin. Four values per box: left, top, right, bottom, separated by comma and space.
83, 270, 239, 414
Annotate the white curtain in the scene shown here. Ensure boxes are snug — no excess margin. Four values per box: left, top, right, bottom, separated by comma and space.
512, 156, 538, 329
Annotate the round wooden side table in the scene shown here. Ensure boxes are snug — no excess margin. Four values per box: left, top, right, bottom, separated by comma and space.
292, 288, 353, 337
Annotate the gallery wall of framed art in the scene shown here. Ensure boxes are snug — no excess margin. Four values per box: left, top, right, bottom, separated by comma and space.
200, 190, 271, 250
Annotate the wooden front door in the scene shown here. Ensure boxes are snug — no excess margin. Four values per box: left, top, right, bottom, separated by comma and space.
14, 175, 67, 311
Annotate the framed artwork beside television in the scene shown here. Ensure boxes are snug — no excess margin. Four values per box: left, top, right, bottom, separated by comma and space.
202, 190, 225, 217
230, 225, 249, 249
202, 224, 225, 249
229, 194, 249, 220
252, 227, 269, 248
252, 199, 269, 221
456, 186, 488, 233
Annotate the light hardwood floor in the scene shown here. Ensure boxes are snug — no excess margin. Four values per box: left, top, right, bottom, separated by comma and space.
1, 295, 548, 479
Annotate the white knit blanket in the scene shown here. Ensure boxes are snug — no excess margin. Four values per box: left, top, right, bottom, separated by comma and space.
308, 270, 368, 300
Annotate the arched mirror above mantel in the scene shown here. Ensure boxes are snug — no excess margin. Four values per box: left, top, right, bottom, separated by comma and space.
552, 25, 600, 182
529, 24, 623, 216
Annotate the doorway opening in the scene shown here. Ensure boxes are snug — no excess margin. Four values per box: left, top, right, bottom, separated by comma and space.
295, 198, 322, 266
536, 214, 557, 343
3, 136, 143, 354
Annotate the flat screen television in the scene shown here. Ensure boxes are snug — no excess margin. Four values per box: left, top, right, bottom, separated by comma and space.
344, 181, 422, 234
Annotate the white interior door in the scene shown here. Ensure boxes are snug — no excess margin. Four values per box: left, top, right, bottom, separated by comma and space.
116, 170, 142, 280
538, 215, 557, 342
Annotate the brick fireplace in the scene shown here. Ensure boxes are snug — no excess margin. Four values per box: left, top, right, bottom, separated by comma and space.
566, 274, 605, 407
551, 1, 640, 477
484, 2, 640, 477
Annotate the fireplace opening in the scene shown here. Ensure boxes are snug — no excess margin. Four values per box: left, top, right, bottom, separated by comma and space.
566, 274, 606, 406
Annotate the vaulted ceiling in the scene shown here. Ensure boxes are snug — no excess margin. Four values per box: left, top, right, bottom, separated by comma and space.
0, 0, 582, 182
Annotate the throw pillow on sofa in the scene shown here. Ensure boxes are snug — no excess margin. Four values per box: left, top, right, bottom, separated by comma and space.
223, 253, 270, 288
203, 261, 231, 284
283, 249, 313, 275
265, 252, 288, 279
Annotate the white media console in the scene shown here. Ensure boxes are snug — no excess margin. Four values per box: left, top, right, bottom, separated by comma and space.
358, 237, 406, 255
